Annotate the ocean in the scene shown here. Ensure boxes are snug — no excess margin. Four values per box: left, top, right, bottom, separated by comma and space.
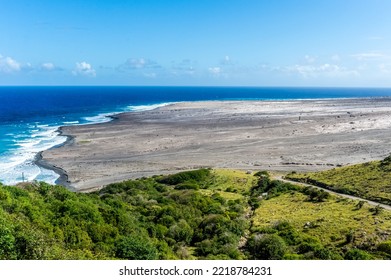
1, 86, 391, 185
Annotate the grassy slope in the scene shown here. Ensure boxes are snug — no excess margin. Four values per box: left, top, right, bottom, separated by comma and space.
285, 158, 391, 205
1, 168, 391, 260
199, 169, 257, 200
252, 191, 391, 257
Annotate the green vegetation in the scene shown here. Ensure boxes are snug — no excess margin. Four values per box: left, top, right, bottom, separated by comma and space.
251, 190, 391, 259
285, 156, 391, 205
0, 168, 390, 260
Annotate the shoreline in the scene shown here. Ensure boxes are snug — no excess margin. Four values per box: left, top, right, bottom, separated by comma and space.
33, 115, 122, 189
35, 151, 73, 190
40, 97, 391, 191
34, 129, 76, 190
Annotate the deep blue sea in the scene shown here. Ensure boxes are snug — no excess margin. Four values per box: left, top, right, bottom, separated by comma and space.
1, 86, 391, 185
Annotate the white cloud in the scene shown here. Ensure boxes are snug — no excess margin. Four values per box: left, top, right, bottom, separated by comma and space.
219, 55, 235, 66
331, 54, 341, 62
304, 55, 316, 64
171, 59, 196, 76
72, 61, 96, 77
208, 57, 258, 79
118, 58, 161, 71
143, 72, 157, 78
117, 58, 163, 78
379, 63, 391, 74
40, 62, 63, 72
126, 58, 147, 69
0, 55, 21, 72
287, 63, 358, 79
208, 67, 221, 75
41, 62, 55, 71
351, 52, 389, 61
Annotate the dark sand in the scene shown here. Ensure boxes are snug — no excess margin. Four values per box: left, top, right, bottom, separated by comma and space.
39, 99, 391, 191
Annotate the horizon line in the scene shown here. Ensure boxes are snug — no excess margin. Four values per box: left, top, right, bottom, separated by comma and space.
1, 85, 391, 89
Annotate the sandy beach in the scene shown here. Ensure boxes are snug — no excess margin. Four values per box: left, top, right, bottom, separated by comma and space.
39, 98, 391, 191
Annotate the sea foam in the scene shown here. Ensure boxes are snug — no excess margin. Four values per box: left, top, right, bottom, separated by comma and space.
0, 124, 67, 185
0, 101, 172, 186
127, 102, 173, 112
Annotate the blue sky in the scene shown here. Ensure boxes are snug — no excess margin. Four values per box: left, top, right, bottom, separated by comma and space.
1, 0, 391, 86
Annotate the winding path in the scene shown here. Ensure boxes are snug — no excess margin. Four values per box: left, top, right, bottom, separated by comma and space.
273, 175, 391, 211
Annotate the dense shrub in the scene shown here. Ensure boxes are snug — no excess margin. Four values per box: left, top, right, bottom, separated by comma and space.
377, 241, 391, 256
157, 169, 211, 185
247, 234, 287, 260
115, 235, 157, 260
0, 220, 16, 260
175, 182, 199, 190
345, 248, 374, 260
273, 221, 301, 245
380, 154, 391, 168
303, 187, 330, 202
167, 220, 193, 244
0, 168, 389, 260
253, 171, 269, 177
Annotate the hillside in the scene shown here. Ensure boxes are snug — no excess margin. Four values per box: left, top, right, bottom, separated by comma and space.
285, 155, 391, 206
1, 169, 390, 260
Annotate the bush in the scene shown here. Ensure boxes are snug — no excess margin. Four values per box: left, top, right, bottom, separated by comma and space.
273, 221, 301, 245
175, 182, 199, 190
298, 242, 322, 254
345, 230, 355, 244
377, 241, 391, 255
157, 169, 211, 185
254, 171, 269, 177
316, 190, 330, 202
313, 247, 335, 260
251, 178, 299, 200
247, 234, 287, 260
0, 189, 10, 201
196, 214, 230, 240
38, 182, 52, 196
355, 200, 365, 210
195, 239, 218, 256
167, 220, 193, 244
14, 226, 50, 260
0, 222, 16, 260
345, 248, 374, 260
283, 253, 302, 260
115, 235, 157, 260
253, 175, 271, 193
304, 187, 330, 202
249, 197, 261, 209
370, 205, 384, 215
380, 154, 391, 168
297, 236, 322, 253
